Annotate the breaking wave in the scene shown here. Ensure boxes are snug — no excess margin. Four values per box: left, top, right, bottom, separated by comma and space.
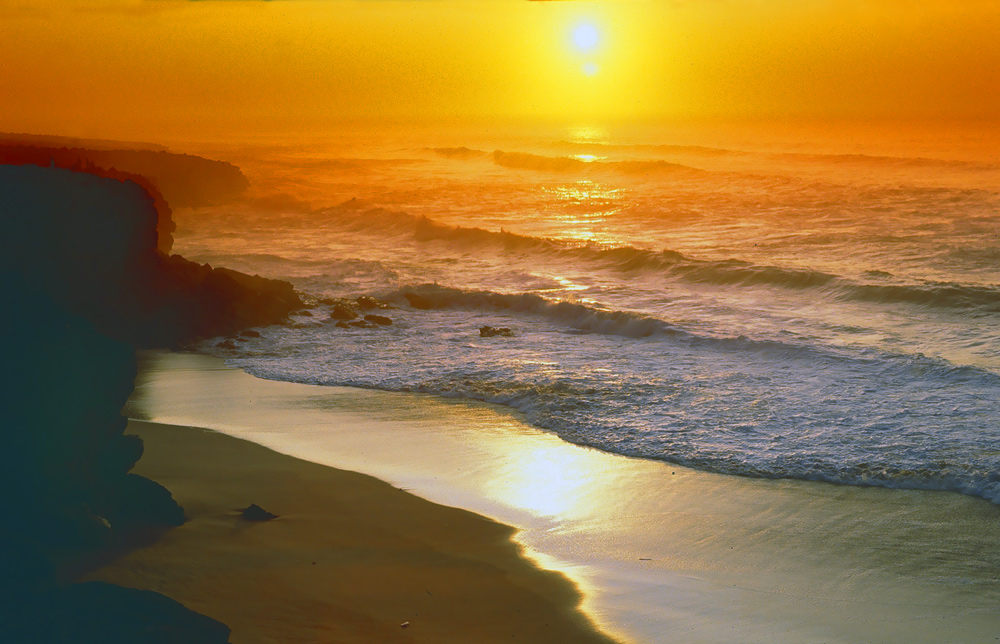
549, 140, 999, 171
384, 283, 685, 339
492, 150, 706, 175
319, 203, 1000, 315
223, 285, 1000, 505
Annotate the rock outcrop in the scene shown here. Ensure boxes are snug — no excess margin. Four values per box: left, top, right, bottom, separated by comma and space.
0, 137, 249, 221
0, 277, 194, 637
480, 325, 515, 338
1, 135, 250, 254
6, 581, 231, 644
0, 164, 301, 347
240, 504, 278, 522
0, 159, 271, 643
1, 277, 185, 543
364, 314, 393, 326
0, 141, 177, 252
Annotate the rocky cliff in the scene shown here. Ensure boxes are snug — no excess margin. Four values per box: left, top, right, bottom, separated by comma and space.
1, 164, 300, 347
0, 160, 291, 643
0, 137, 251, 253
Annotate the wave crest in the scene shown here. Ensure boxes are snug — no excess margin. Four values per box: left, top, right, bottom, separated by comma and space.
320, 204, 1000, 315
387, 283, 683, 339
492, 150, 704, 175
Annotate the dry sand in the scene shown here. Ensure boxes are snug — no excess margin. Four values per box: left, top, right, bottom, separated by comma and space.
86, 420, 617, 644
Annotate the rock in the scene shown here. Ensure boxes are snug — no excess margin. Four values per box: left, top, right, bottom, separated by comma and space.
364, 314, 392, 326
105, 474, 185, 528
329, 303, 358, 320
144, 259, 303, 346
215, 340, 237, 350
0, 163, 254, 640
9, 581, 232, 644
97, 434, 145, 478
479, 326, 515, 338
0, 143, 177, 252
0, 276, 187, 597
0, 164, 302, 349
240, 504, 278, 522
403, 292, 434, 310
240, 329, 261, 338
298, 309, 314, 317
348, 320, 373, 328
0, 538, 55, 601
335, 321, 350, 329
0, 137, 250, 212
355, 295, 386, 310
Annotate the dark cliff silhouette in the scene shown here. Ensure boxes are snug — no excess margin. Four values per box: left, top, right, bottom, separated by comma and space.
0, 281, 230, 642
0, 132, 170, 152
0, 137, 251, 252
0, 161, 292, 643
1, 164, 300, 347
0, 137, 249, 208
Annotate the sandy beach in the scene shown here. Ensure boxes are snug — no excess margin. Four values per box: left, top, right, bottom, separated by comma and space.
86, 419, 616, 644
96, 351, 1000, 644
8, 3, 1000, 641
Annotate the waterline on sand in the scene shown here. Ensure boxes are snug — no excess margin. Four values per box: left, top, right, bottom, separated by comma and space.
129, 351, 1000, 644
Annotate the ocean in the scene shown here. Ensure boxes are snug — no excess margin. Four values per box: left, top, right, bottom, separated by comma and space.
175, 122, 1000, 506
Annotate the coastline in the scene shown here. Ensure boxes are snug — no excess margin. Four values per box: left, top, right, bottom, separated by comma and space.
86, 420, 616, 644
112, 350, 1000, 643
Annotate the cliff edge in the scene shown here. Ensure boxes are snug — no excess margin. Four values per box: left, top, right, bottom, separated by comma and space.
0, 160, 293, 643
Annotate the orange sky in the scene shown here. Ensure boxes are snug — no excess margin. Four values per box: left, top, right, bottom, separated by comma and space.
2, 0, 998, 139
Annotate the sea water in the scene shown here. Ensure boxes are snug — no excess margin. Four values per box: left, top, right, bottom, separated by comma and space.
175, 122, 1000, 505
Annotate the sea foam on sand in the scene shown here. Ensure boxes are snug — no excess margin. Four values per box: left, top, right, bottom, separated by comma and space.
113, 351, 1000, 644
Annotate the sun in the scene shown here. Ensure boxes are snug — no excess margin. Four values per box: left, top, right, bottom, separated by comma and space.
572, 23, 601, 52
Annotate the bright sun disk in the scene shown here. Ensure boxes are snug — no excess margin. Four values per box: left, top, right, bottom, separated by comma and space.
572, 23, 600, 52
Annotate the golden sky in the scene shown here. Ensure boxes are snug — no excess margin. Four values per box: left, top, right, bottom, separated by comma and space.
2, 0, 998, 138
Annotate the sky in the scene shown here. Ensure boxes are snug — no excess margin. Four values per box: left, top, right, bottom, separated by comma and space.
2, 0, 998, 139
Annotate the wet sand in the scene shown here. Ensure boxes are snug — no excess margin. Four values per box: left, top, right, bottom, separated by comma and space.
113, 351, 1000, 643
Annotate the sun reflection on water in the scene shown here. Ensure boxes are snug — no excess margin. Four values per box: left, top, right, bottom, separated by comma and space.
494, 442, 622, 520
541, 180, 626, 245
552, 275, 589, 292
567, 126, 610, 145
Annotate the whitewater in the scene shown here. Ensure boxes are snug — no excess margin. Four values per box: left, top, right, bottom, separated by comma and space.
176, 124, 1000, 504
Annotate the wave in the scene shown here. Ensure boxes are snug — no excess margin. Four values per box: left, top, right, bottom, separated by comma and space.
414, 215, 837, 288
551, 140, 998, 171
833, 280, 1000, 312
492, 150, 706, 175
314, 204, 1000, 315
551, 140, 746, 158
280, 157, 427, 172
195, 251, 338, 268
221, 317, 1000, 505
942, 245, 1000, 268
401, 373, 1000, 506
378, 283, 1000, 382
776, 152, 998, 171
428, 146, 487, 159
233, 359, 1000, 506
428, 139, 995, 172
317, 201, 419, 236
413, 216, 1000, 314
384, 283, 685, 339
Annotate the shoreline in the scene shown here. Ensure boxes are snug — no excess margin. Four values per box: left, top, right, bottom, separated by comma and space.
116, 350, 1000, 643
87, 419, 617, 644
